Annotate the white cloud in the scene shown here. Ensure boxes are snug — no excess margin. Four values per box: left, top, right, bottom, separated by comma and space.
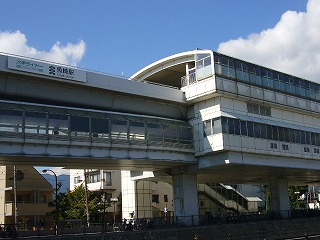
0, 30, 86, 66
217, 0, 320, 83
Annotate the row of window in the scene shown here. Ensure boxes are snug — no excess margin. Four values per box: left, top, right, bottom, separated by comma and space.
152, 194, 168, 203
247, 103, 271, 117
74, 171, 112, 185
213, 53, 320, 101
0, 103, 193, 146
204, 116, 320, 147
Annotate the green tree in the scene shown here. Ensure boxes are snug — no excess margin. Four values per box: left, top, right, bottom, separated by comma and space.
48, 184, 103, 222
288, 186, 308, 209
261, 185, 308, 212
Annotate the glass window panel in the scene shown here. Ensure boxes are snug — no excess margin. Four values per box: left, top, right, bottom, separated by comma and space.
204, 56, 211, 67
234, 119, 240, 135
89, 172, 100, 183
25, 111, 47, 134
0, 109, 23, 132
49, 113, 69, 135
111, 119, 128, 139
254, 122, 261, 138
103, 171, 112, 186
315, 133, 320, 146
306, 132, 311, 145
278, 127, 285, 141
311, 132, 316, 146
272, 126, 279, 140
196, 59, 204, 69
179, 126, 193, 140
301, 131, 306, 144
147, 122, 162, 136
221, 117, 229, 134
228, 118, 235, 134
203, 120, 212, 137
229, 59, 235, 78
212, 118, 222, 135
92, 117, 109, 134
289, 129, 295, 143
260, 124, 267, 139
147, 122, 163, 144
284, 128, 290, 142
247, 121, 254, 137
129, 121, 145, 134
240, 121, 247, 136
71, 116, 89, 132
293, 129, 301, 144
266, 125, 273, 140
163, 124, 178, 139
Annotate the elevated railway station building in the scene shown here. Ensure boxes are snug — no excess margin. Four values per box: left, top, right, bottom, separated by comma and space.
1, 50, 320, 223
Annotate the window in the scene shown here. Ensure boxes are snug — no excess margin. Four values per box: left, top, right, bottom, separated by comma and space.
240, 121, 248, 136
179, 126, 193, 143
25, 111, 47, 134
314, 148, 320, 154
270, 143, 278, 149
206, 116, 320, 149
74, 176, 81, 184
164, 195, 168, 203
212, 118, 222, 135
235, 61, 249, 82
163, 124, 178, 140
214, 55, 235, 78
129, 121, 145, 140
221, 117, 229, 134
304, 147, 310, 153
248, 65, 262, 85
70, 116, 89, 132
0, 109, 23, 133
49, 113, 68, 135
282, 144, 289, 151
111, 119, 128, 140
91, 117, 109, 134
247, 103, 271, 117
152, 194, 159, 203
147, 122, 162, 142
103, 171, 112, 186
88, 172, 100, 183
203, 120, 212, 137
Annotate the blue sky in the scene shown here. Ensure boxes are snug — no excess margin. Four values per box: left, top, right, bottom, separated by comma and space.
1, 0, 316, 80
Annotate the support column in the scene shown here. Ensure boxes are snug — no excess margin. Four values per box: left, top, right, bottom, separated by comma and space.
172, 172, 199, 226
269, 177, 290, 218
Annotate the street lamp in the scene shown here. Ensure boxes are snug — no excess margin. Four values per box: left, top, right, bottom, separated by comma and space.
42, 169, 58, 235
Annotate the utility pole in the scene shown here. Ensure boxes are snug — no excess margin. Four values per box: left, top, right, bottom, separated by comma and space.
83, 169, 90, 227
13, 166, 17, 226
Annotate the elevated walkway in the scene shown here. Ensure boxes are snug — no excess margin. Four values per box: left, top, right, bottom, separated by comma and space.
0, 100, 196, 170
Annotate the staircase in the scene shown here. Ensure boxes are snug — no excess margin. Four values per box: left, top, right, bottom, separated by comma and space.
198, 183, 249, 213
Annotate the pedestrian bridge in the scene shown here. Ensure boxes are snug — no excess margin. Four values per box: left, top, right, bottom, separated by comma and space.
0, 100, 195, 171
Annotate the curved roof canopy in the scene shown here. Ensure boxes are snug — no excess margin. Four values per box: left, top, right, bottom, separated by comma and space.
130, 49, 212, 88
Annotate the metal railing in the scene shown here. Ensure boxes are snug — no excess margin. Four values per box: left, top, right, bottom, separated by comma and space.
4, 209, 320, 239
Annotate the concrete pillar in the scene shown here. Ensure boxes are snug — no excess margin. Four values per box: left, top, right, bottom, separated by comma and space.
269, 177, 290, 218
172, 172, 199, 226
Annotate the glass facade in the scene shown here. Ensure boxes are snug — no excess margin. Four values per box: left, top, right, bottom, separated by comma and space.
204, 116, 320, 147
0, 101, 193, 150
213, 52, 320, 102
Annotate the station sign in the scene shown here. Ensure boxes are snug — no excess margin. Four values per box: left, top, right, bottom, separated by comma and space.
8, 56, 87, 83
